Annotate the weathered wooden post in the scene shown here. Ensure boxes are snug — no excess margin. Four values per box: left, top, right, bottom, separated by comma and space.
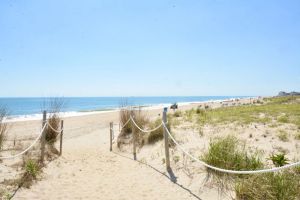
132, 116, 137, 160
60, 120, 64, 156
40, 110, 47, 163
110, 122, 113, 151
163, 107, 170, 171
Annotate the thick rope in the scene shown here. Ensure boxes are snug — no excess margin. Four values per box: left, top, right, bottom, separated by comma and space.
0, 123, 47, 160
46, 122, 63, 134
162, 122, 300, 174
130, 116, 163, 133
120, 118, 131, 131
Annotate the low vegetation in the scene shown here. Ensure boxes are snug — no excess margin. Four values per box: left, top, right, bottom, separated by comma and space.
118, 104, 149, 147
0, 107, 8, 150
182, 96, 300, 127
147, 117, 171, 144
277, 130, 289, 142
269, 153, 289, 167
235, 169, 300, 200
21, 159, 42, 188
201, 134, 300, 199
202, 135, 263, 175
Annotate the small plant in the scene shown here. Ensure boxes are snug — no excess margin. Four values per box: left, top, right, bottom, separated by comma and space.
173, 155, 180, 163
295, 132, 300, 140
278, 115, 289, 123
269, 153, 289, 167
198, 127, 204, 137
4, 192, 12, 200
20, 159, 42, 188
25, 159, 40, 179
196, 107, 203, 114
277, 130, 289, 142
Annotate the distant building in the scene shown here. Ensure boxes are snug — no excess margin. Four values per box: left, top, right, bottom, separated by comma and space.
278, 91, 300, 96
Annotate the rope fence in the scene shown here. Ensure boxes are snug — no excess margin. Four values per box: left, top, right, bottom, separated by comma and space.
110, 107, 300, 176
0, 111, 65, 161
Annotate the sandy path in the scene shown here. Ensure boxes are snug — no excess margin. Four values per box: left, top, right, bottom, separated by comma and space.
13, 127, 198, 200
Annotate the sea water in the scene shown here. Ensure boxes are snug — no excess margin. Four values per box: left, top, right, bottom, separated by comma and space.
0, 96, 248, 120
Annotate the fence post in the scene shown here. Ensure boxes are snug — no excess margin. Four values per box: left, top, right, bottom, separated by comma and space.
110, 122, 113, 151
60, 120, 64, 156
40, 110, 47, 163
163, 107, 170, 171
132, 116, 137, 160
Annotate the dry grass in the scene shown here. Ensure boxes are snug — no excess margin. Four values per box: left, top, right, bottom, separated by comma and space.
0, 107, 8, 150
42, 98, 65, 153
277, 130, 289, 142
118, 103, 149, 147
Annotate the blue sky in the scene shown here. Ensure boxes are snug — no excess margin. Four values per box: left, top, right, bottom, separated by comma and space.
0, 0, 299, 97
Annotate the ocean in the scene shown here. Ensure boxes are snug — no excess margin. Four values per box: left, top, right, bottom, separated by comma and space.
0, 96, 248, 119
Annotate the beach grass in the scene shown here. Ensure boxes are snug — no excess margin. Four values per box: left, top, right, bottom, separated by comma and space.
179, 96, 300, 126
277, 130, 289, 142
201, 135, 263, 174
235, 169, 300, 200
147, 117, 171, 144
0, 107, 8, 150
21, 159, 41, 188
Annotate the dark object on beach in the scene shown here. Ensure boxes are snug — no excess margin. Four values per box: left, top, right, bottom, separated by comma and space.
170, 103, 178, 111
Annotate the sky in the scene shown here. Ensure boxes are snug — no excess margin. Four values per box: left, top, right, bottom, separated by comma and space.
0, 0, 299, 97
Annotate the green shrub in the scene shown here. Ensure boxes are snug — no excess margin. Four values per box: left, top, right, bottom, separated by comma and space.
278, 115, 289, 123
202, 135, 263, 174
235, 170, 300, 200
269, 153, 289, 167
147, 118, 171, 144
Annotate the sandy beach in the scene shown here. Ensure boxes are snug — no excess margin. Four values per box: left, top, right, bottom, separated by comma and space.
1, 97, 300, 200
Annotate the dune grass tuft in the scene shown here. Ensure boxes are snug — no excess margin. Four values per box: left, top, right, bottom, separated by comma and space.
118, 104, 149, 147
43, 98, 65, 146
0, 107, 8, 150
269, 153, 289, 167
202, 135, 263, 174
20, 159, 42, 188
277, 130, 289, 142
147, 117, 171, 144
235, 169, 300, 200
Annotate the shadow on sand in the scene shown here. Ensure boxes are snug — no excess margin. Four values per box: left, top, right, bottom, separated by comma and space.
112, 151, 203, 200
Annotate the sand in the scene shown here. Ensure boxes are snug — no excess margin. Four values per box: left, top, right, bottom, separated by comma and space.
2, 97, 299, 200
